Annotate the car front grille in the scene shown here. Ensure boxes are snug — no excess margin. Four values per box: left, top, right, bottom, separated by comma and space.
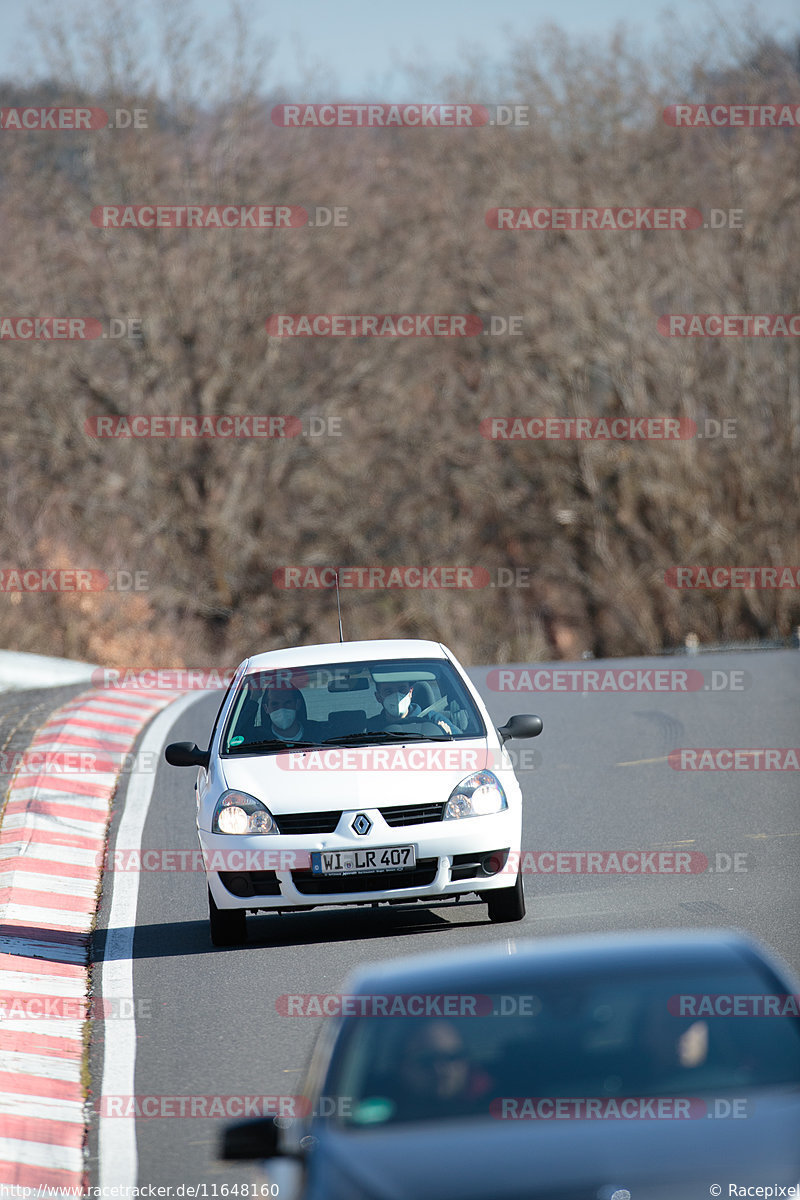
291, 857, 438, 895
274, 803, 446, 833
274, 811, 342, 835
379, 802, 445, 827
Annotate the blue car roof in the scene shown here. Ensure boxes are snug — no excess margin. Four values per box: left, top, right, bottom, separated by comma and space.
344, 928, 793, 996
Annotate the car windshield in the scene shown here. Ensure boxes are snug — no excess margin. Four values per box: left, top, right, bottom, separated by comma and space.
220, 657, 486, 754
322, 964, 800, 1127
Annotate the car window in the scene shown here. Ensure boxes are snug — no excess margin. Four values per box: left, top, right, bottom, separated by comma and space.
322, 965, 800, 1126
220, 657, 486, 753
207, 676, 238, 751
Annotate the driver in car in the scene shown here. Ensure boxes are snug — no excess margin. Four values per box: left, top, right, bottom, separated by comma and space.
389, 1019, 494, 1120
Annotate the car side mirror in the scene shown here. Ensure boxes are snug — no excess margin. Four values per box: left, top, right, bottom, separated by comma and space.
497, 714, 543, 744
220, 1115, 292, 1161
164, 741, 210, 769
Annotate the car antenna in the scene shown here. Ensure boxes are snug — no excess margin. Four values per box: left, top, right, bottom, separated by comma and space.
335, 569, 344, 642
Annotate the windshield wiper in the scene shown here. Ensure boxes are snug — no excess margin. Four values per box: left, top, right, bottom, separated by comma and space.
322, 730, 450, 745
226, 739, 324, 753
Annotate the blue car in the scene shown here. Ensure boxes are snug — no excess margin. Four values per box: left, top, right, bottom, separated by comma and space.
222, 929, 800, 1199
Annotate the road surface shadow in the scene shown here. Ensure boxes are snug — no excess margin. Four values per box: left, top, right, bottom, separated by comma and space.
93, 902, 490, 961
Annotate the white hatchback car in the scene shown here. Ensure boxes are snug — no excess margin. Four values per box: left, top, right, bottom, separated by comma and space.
165, 639, 542, 945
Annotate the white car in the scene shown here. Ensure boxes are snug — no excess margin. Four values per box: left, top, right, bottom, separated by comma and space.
165, 639, 542, 946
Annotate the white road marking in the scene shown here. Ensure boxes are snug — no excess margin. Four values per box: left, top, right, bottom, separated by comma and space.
616, 755, 670, 766
745, 830, 800, 839
98, 690, 202, 1190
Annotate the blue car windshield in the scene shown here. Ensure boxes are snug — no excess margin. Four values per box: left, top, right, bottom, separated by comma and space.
322, 965, 800, 1126
221, 657, 486, 754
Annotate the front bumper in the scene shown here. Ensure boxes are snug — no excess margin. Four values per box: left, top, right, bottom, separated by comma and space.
199, 806, 521, 911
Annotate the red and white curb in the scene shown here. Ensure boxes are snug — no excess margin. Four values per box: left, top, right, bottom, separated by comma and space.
0, 688, 186, 1191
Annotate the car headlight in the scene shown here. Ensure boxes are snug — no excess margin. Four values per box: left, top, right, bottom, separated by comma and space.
212, 790, 277, 835
444, 770, 507, 819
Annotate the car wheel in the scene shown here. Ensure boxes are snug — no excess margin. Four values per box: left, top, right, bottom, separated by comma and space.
208, 886, 247, 946
485, 872, 525, 923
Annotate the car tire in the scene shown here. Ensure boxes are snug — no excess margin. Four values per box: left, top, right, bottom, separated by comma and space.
485, 872, 525, 923
208, 887, 247, 946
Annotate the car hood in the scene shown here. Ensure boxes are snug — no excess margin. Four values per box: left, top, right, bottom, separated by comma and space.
220, 739, 492, 811
302, 1091, 800, 1200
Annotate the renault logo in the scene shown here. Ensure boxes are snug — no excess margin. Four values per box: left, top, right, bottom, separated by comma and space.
352, 813, 372, 836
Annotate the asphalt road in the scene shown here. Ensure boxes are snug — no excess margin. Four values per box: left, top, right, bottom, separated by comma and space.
86, 649, 799, 1189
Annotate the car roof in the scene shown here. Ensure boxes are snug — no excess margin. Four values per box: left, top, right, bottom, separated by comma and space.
344, 928, 792, 995
240, 639, 450, 673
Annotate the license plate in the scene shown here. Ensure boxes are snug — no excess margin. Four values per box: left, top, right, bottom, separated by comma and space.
311, 846, 416, 875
